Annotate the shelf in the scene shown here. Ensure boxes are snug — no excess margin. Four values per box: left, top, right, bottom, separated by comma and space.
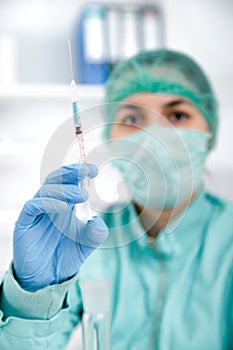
0, 84, 105, 99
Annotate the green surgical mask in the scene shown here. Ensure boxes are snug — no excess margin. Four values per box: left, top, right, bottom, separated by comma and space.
108, 125, 211, 209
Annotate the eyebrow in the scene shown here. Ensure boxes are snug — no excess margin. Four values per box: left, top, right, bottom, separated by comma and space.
117, 98, 192, 113
164, 98, 192, 108
117, 105, 144, 112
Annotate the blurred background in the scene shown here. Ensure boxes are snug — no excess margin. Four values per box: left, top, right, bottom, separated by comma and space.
0, 0, 232, 311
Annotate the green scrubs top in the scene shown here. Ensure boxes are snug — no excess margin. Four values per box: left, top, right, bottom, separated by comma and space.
0, 190, 232, 349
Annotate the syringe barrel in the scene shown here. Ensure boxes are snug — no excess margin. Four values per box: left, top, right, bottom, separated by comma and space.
75, 125, 86, 164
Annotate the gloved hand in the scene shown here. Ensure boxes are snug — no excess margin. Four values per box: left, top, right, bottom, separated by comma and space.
13, 163, 108, 292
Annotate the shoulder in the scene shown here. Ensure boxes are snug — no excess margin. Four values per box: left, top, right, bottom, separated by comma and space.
203, 191, 233, 260
205, 191, 233, 222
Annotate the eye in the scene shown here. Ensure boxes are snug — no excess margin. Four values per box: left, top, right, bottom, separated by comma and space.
121, 114, 143, 126
168, 112, 189, 123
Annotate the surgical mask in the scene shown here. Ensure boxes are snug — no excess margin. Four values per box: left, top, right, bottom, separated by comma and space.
108, 125, 211, 209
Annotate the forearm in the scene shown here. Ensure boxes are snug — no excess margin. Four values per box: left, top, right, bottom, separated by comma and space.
0, 263, 79, 319
0, 263, 82, 349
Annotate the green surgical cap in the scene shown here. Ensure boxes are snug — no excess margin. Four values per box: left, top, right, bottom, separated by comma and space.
103, 49, 218, 149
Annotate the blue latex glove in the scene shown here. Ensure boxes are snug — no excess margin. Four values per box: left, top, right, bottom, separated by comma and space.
13, 163, 108, 292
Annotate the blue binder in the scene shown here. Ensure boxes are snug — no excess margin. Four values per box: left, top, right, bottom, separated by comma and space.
74, 3, 109, 84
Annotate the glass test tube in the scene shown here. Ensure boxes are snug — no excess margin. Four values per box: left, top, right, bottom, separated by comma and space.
80, 280, 111, 350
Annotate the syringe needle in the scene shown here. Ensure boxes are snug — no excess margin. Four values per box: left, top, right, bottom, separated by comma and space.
68, 39, 74, 82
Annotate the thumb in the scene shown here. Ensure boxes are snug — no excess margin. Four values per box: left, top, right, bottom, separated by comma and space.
80, 216, 109, 248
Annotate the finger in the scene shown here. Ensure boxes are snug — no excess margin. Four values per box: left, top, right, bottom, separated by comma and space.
77, 216, 109, 249
35, 184, 88, 204
44, 163, 98, 185
16, 198, 69, 226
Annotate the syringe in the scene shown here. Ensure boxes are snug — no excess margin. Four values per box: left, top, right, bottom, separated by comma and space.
69, 40, 93, 222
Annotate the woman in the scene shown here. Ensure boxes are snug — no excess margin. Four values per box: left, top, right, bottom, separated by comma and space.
0, 49, 232, 349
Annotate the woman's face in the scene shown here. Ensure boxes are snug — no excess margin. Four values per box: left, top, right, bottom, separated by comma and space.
110, 93, 209, 140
